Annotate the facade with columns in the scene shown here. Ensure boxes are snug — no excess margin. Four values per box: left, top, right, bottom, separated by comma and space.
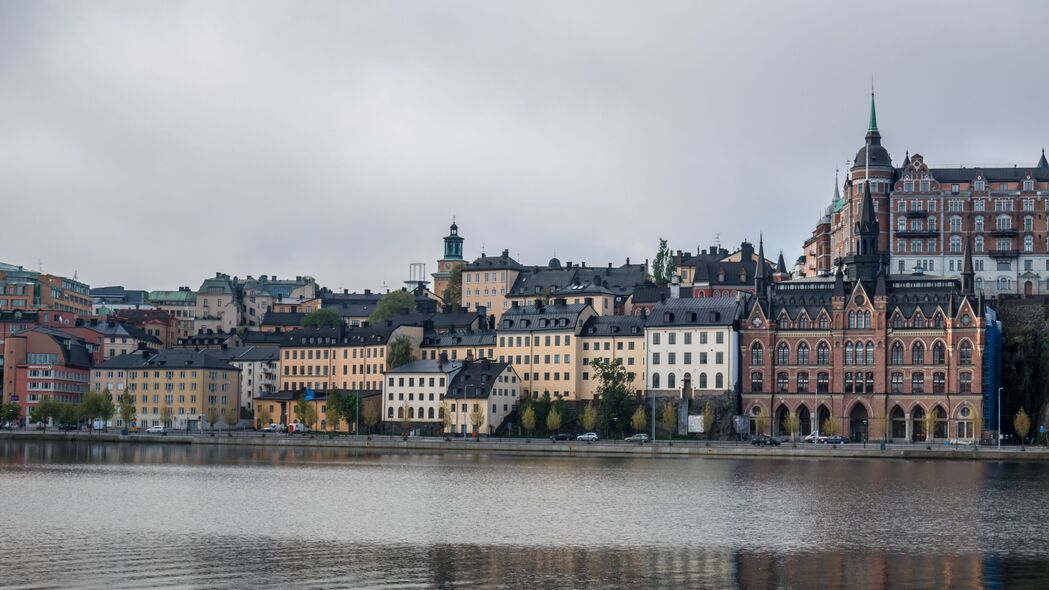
803, 95, 1049, 297
742, 177, 988, 443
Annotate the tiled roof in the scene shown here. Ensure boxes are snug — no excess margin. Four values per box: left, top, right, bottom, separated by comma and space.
580, 315, 644, 337
644, 297, 742, 327
448, 360, 514, 398
498, 302, 593, 332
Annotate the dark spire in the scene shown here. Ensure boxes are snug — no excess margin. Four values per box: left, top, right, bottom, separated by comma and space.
1038, 148, 1048, 169
868, 91, 878, 133
755, 234, 768, 300
856, 178, 878, 255
776, 251, 787, 274
875, 264, 887, 297
961, 229, 975, 295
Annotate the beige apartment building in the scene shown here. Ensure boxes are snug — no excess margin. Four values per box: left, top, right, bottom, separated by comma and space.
443, 360, 522, 436
460, 250, 525, 322
578, 315, 646, 399
148, 288, 197, 339
384, 359, 459, 429
496, 300, 596, 400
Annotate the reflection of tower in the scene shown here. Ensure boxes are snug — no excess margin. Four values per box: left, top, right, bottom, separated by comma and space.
405, 263, 429, 293
432, 219, 466, 301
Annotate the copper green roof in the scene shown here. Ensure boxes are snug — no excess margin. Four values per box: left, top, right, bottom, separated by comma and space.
149, 290, 196, 303
868, 93, 878, 132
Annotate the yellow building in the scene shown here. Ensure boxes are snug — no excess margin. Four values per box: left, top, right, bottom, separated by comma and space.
496, 300, 596, 400
442, 360, 522, 436
92, 349, 241, 431
460, 250, 525, 322
252, 389, 382, 432
419, 332, 496, 362
578, 315, 646, 399
278, 323, 424, 393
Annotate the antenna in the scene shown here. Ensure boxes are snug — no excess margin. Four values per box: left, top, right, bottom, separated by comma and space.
37, 258, 43, 273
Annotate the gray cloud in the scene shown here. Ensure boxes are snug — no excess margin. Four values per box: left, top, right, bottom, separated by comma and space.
2, 0, 1048, 291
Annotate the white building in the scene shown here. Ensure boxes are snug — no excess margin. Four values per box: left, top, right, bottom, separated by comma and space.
643, 297, 742, 398
213, 346, 279, 412
384, 358, 460, 428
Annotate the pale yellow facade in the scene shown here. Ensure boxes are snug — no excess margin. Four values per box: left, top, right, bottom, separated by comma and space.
461, 268, 519, 322
578, 333, 645, 399
278, 325, 424, 392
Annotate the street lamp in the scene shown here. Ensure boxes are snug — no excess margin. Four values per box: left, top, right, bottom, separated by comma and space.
862, 418, 868, 448
998, 386, 1003, 449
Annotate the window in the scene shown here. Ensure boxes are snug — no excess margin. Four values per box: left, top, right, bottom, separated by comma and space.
817, 372, 829, 394
890, 372, 903, 393
797, 342, 809, 365
816, 342, 829, 365
797, 372, 809, 393
950, 235, 962, 253
912, 342, 925, 365
668, 373, 676, 389
1024, 216, 1035, 232
959, 341, 973, 365
911, 372, 925, 393
777, 343, 789, 365
933, 372, 945, 394
651, 373, 660, 388
960, 372, 972, 393
1025, 236, 1034, 252
844, 372, 853, 394
750, 372, 763, 392
776, 372, 788, 392
865, 341, 875, 365
975, 236, 985, 253
996, 215, 1012, 231
751, 343, 764, 366
844, 342, 853, 365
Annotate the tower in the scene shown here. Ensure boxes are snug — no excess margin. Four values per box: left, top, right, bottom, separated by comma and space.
432, 219, 466, 302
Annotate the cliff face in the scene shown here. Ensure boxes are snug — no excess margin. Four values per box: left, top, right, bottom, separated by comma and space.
998, 296, 1049, 435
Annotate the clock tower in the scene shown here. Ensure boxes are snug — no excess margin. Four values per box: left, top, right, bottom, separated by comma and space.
432, 220, 465, 302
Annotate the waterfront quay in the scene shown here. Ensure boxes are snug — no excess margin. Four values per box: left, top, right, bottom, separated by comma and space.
2, 429, 1045, 462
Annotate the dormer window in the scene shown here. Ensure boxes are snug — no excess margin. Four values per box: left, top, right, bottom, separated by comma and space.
1024, 179, 1034, 191
974, 180, 986, 191
903, 180, 914, 192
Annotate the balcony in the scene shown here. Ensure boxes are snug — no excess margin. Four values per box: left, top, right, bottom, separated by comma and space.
896, 229, 938, 238
989, 249, 1020, 258
905, 210, 928, 218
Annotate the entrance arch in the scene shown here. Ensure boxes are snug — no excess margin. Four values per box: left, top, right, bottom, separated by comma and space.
849, 403, 869, 442
816, 405, 831, 434
797, 405, 812, 437
776, 404, 790, 437
890, 405, 906, 440
933, 405, 948, 439
912, 406, 926, 442
1025, 281, 1034, 296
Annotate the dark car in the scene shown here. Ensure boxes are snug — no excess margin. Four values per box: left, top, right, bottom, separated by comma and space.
822, 435, 849, 444
35, 423, 47, 431
549, 433, 573, 441
752, 434, 781, 447
57, 423, 78, 431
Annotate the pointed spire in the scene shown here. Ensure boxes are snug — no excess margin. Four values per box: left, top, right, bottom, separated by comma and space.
833, 266, 845, 297
1038, 148, 1048, 169
833, 170, 841, 203
776, 251, 787, 274
961, 228, 975, 295
857, 175, 877, 235
868, 91, 878, 133
755, 234, 768, 301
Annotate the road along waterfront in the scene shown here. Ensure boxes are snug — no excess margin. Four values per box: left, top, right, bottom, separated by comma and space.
2, 437, 1049, 589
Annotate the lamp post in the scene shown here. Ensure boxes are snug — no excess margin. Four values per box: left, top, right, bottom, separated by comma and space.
998, 386, 1003, 449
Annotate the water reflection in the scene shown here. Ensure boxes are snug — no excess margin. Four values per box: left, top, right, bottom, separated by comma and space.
1, 440, 1047, 589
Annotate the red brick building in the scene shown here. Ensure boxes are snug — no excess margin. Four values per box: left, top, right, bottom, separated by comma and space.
2, 326, 103, 421
741, 181, 987, 442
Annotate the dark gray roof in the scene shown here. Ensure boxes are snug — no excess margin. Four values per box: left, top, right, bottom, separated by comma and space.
261, 311, 306, 327
644, 298, 742, 328
387, 359, 462, 374
463, 249, 526, 271
421, 331, 497, 347
210, 346, 280, 363
240, 331, 287, 347
498, 302, 592, 332
80, 320, 162, 344
98, 349, 239, 371
448, 360, 513, 398
581, 315, 644, 337
509, 263, 645, 298
280, 324, 402, 347
925, 165, 1049, 183
29, 327, 94, 369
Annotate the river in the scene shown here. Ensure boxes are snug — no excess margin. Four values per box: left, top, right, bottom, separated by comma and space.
1, 439, 1047, 589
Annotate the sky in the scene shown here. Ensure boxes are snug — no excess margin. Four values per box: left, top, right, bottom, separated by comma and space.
3, 0, 1049, 293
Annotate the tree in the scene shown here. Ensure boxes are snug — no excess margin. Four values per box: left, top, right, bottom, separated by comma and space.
300, 308, 344, 329
441, 266, 462, 307
593, 359, 634, 435
701, 401, 715, 440
369, 290, 416, 324
388, 336, 414, 369
339, 393, 360, 433
293, 398, 309, 425
117, 392, 136, 430
659, 401, 677, 438
304, 404, 318, 430
160, 405, 174, 428
546, 408, 562, 433
257, 405, 272, 430
923, 409, 937, 443
532, 393, 552, 431
80, 390, 114, 430
821, 416, 841, 437
652, 238, 672, 286
785, 411, 802, 443
399, 401, 411, 434
326, 389, 344, 432
362, 402, 379, 434
30, 398, 60, 425
441, 406, 452, 435
521, 405, 537, 436
1015, 408, 1031, 449
630, 406, 647, 433
224, 408, 239, 430
470, 405, 484, 436
580, 402, 598, 432
755, 413, 771, 436
0, 402, 21, 425
206, 407, 220, 431
59, 403, 82, 427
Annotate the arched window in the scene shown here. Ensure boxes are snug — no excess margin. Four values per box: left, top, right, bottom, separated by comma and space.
863, 311, 872, 329
817, 372, 829, 393
817, 341, 830, 365
913, 314, 925, 329
777, 342, 789, 365
974, 216, 984, 232
397, 406, 404, 418
408, 407, 415, 419
959, 341, 973, 365
975, 277, 984, 290
844, 342, 854, 365
865, 341, 875, 365
998, 277, 1011, 291
960, 372, 972, 393
715, 373, 724, 389
776, 372, 788, 392
890, 372, 903, 393
388, 407, 394, 418
799, 315, 810, 330
892, 314, 903, 329
428, 407, 435, 419
751, 342, 764, 366
797, 342, 810, 365
848, 311, 856, 329
797, 372, 809, 393
844, 371, 853, 393
651, 373, 660, 388
949, 216, 962, 233
668, 373, 676, 389
996, 214, 1012, 231
912, 372, 925, 393
975, 236, 984, 252
865, 372, 874, 393
891, 341, 904, 364
751, 372, 763, 392
912, 342, 925, 365
819, 314, 829, 329
949, 236, 962, 253
934, 313, 944, 329
933, 372, 945, 393
932, 341, 945, 364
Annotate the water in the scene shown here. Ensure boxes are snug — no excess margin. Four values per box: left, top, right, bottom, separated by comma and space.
1, 440, 1048, 589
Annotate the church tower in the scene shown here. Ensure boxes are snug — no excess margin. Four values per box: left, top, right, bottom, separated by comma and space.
432, 220, 465, 301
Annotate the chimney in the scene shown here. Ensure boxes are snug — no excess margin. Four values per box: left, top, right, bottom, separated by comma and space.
364, 289, 372, 295
502, 249, 510, 258
626, 257, 630, 265
439, 351, 448, 366
671, 275, 681, 299
343, 289, 348, 294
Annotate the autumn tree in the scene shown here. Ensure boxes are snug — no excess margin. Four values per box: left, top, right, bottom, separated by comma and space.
521, 405, 537, 437
630, 406, 646, 433
1015, 408, 1031, 449
659, 401, 677, 438
117, 392, 136, 430
546, 408, 562, 433
785, 411, 801, 443
362, 402, 379, 434
580, 402, 598, 432
701, 401, 715, 441
755, 413, 770, 436
387, 336, 414, 369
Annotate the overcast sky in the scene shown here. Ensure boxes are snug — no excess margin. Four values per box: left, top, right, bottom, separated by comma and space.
3, 1, 1049, 293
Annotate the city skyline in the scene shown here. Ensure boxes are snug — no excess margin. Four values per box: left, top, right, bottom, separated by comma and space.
4, 1, 1049, 292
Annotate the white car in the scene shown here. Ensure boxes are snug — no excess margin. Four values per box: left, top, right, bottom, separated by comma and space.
289, 423, 310, 434
261, 423, 282, 432
145, 425, 166, 434
576, 432, 599, 442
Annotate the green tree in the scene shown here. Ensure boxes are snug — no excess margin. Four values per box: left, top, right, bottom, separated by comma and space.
630, 406, 646, 433
387, 336, 414, 369
206, 407, 220, 431
30, 398, 60, 425
821, 416, 841, 437
369, 290, 416, 324
160, 405, 174, 428
80, 390, 114, 430
304, 404, 318, 430
117, 392, 136, 430
1015, 408, 1031, 449
593, 359, 634, 435
470, 405, 484, 436
546, 408, 562, 433
701, 401, 715, 440
755, 413, 770, 436
532, 393, 552, 431
785, 411, 801, 443
224, 407, 239, 430
300, 308, 344, 329
442, 266, 462, 307
521, 405, 537, 436
0, 402, 21, 425
580, 402, 598, 432
293, 398, 309, 425
652, 238, 672, 286
326, 389, 344, 432
340, 393, 360, 433
59, 403, 82, 427
659, 401, 677, 438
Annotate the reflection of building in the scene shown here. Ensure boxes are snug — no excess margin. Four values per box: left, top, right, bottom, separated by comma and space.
741, 177, 987, 442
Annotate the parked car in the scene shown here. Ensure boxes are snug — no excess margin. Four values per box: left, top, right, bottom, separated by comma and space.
57, 423, 78, 431
804, 432, 825, 444
35, 423, 47, 431
0, 422, 16, 430
624, 433, 650, 442
289, 422, 310, 434
261, 423, 283, 432
576, 432, 599, 442
751, 434, 781, 447
145, 425, 166, 434
549, 432, 573, 441
822, 435, 849, 444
